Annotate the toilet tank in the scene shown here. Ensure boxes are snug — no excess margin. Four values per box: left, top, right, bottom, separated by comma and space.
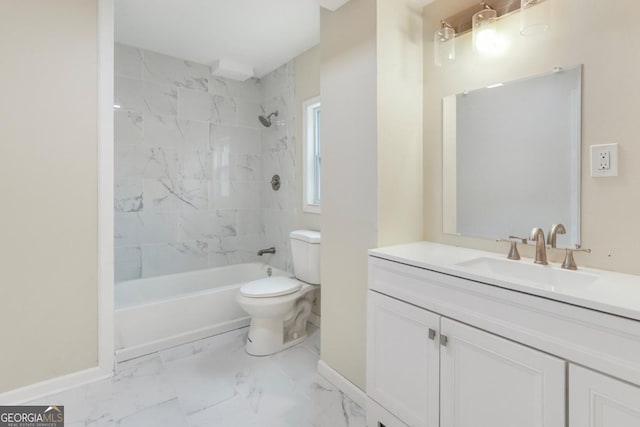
289, 230, 321, 285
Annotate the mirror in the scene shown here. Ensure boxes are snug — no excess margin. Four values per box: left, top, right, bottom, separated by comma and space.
442, 65, 582, 248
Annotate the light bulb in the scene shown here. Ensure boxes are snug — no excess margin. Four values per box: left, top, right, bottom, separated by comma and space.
472, 8, 507, 56
475, 28, 497, 54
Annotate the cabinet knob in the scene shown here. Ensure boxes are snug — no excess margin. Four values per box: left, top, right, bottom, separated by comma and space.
440, 334, 449, 346
428, 328, 436, 340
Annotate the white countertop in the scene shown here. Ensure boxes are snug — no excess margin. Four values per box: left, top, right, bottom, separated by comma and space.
369, 241, 640, 322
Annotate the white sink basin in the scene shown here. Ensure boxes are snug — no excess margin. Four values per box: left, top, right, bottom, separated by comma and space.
455, 257, 599, 292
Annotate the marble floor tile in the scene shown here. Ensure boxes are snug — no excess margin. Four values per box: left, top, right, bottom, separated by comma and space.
108, 355, 179, 420
31, 325, 366, 427
300, 324, 321, 356
272, 344, 321, 383
30, 354, 178, 425
162, 344, 252, 414
117, 398, 188, 427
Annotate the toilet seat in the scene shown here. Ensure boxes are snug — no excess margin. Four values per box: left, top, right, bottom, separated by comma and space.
240, 277, 301, 298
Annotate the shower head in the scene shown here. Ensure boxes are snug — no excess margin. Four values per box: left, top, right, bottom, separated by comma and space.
258, 111, 278, 128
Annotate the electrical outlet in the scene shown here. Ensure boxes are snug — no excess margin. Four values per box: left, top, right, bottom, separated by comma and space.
598, 151, 610, 170
591, 143, 619, 177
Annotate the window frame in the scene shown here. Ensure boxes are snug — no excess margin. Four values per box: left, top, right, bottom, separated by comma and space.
302, 96, 321, 214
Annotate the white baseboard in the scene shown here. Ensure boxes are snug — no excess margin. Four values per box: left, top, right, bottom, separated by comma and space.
308, 312, 321, 328
115, 317, 251, 363
317, 360, 367, 409
0, 367, 112, 405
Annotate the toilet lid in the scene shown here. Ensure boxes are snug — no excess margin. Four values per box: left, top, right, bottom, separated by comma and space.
240, 277, 302, 298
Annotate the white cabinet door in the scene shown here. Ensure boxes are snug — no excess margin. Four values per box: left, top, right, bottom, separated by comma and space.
440, 318, 565, 427
367, 291, 440, 427
570, 364, 640, 427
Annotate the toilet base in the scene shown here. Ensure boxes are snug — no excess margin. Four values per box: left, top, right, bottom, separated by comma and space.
238, 283, 317, 356
245, 319, 309, 356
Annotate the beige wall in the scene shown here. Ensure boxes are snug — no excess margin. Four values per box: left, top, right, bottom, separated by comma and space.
320, 0, 423, 390
320, 0, 378, 390
0, 1, 99, 392
294, 45, 322, 233
377, 0, 424, 246
423, 0, 640, 275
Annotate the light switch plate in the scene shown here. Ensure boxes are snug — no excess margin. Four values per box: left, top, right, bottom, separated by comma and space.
590, 143, 619, 177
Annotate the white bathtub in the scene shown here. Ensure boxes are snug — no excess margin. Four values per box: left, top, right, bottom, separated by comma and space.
115, 263, 288, 362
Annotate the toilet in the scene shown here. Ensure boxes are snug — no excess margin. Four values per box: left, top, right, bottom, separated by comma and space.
237, 230, 321, 356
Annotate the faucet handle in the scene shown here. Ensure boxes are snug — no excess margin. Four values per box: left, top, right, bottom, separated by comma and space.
561, 247, 592, 270
497, 236, 527, 260
508, 235, 527, 244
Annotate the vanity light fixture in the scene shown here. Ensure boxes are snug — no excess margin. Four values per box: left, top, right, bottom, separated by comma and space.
434, 21, 456, 67
520, 0, 550, 36
433, 0, 551, 65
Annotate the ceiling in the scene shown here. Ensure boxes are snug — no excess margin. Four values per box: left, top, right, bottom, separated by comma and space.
115, 0, 320, 78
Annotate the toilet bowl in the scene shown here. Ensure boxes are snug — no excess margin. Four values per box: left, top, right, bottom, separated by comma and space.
237, 230, 321, 356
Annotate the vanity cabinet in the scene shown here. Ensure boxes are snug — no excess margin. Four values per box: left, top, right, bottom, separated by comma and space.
569, 365, 640, 427
367, 250, 640, 427
367, 291, 439, 427
367, 291, 564, 427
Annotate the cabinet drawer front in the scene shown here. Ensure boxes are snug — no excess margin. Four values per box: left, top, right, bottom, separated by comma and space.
369, 256, 640, 386
440, 318, 565, 427
367, 291, 439, 427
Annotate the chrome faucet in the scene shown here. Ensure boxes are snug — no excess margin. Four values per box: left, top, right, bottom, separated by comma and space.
257, 247, 276, 256
547, 223, 566, 248
530, 227, 548, 265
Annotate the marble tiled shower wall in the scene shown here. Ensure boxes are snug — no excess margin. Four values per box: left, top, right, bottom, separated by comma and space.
114, 44, 296, 282
261, 62, 296, 272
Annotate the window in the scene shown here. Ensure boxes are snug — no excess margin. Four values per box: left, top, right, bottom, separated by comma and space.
303, 97, 321, 214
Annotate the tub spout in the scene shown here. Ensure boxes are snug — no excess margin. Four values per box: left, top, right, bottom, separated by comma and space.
257, 247, 276, 256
